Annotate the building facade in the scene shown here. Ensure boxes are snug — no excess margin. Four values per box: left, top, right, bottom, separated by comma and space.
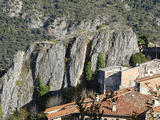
99, 59, 160, 95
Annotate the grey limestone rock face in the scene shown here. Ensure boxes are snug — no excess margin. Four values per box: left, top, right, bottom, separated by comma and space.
23, 11, 44, 29
89, 25, 139, 71
47, 17, 68, 39
0, 18, 139, 117
90, 31, 111, 72
47, 17, 139, 73
2, 0, 23, 17
47, 17, 107, 40
154, 18, 160, 26
107, 29, 139, 66
32, 42, 66, 91
1, 51, 25, 115
0, 42, 66, 116
65, 36, 87, 87
2, 0, 45, 28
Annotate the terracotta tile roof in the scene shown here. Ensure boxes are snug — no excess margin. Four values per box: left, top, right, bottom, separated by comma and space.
44, 88, 152, 119
46, 106, 79, 119
100, 91, 152, 116
44, 102, 75, 113
135, 73, 160, 83
44, 99, 94, 119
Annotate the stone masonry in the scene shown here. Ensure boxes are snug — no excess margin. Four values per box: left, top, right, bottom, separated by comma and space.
98, 59, 160, 95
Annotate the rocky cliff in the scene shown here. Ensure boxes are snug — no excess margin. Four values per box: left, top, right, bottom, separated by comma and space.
0, 18, 139, 116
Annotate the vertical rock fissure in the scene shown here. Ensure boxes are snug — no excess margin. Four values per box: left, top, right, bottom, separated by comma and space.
30, 52, 38, 85
63, 38, 76, 88
82, 38, 93, 81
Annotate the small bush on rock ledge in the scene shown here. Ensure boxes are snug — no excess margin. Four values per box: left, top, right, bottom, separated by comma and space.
130, 53, 146, 67
0, 105, 3, 119
36, 77, 51, 97
98, 53, 105, 69
85, 61, 93, 81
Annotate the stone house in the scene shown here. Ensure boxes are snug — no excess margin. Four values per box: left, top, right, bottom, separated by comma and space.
99, 59, 160, 95
98, 66, 128, 94
135, 73, 160, 95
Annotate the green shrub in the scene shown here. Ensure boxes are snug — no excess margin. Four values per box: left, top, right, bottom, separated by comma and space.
96, 25, 105, 30
0, 105, 3, 119
138, 34, 148, 46
130, 53, 146, 67
16, 80, 22, 87
8, 109, 28, 120
123, 64, 130, 67
138, 38, 145, 45
36, 77, 51, 97
85, 61, 93, 81
36, 112, 47, 120
98, 53, 105, 69
49, 38, 57, 43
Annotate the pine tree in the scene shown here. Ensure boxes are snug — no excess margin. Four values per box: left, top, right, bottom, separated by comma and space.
36, 77, 51, 97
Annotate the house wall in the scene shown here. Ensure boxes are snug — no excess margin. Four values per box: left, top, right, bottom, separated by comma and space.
104, 72, 121, 92
98, 70, 105, 94
139, 77, 160, 95
117, 60, 160, 92
98, 66, 127, 94
99, 59, 160, 94
138, 60, 160, 78
120, 67, 139, 89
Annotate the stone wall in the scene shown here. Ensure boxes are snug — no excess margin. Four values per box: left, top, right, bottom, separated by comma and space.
98, 66, 128, 94
139, 77, 160, 95
121, 67, 139, 89
120, 59, 160, 90
99, 59, 160, 94
104, 72, 121, 92
138, 59, 160, 78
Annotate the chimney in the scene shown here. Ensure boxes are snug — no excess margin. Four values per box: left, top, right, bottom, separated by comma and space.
112, 102, 116, 111
95, 94, 99, 102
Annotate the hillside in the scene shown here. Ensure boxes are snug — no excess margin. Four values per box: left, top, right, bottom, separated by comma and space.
0, 0, 160, 69
1, 0, 160, 119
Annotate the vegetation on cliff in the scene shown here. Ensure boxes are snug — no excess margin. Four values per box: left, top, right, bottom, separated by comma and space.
98, 53, 105, 69
0, 0, 160, 119
130, 53, 146, 67
0, 0, 160, 69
